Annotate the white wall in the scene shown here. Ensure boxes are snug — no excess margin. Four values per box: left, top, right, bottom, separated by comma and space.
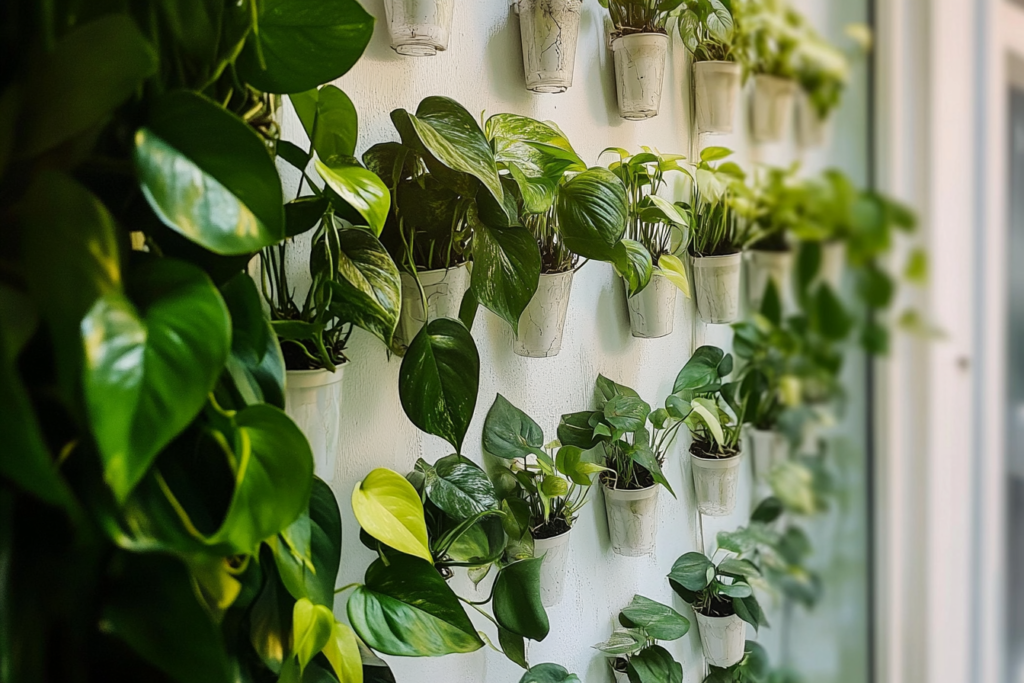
276, 1, 867, 681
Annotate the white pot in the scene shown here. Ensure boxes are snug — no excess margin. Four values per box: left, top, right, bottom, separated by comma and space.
745, 248, 793, 313
534, 529, 572, 607
695, 613, 746, 668
603, 484, 659, 557
396, 264, 470, 349
285, 368, 345, 483
750, 74, 797, 143
690, 450, 743, 517
611, 33, 669, 120
748, 428, 788, 479
516, 0, 583, 93
691, 253, 741, 324
796, 89, 833, 149
514, 270, 574, 357
612, 666, 630, 683
382, 0, 454, 56
818, 240, 846, 291
694, 61, 742, 134
624, 273, 677, 339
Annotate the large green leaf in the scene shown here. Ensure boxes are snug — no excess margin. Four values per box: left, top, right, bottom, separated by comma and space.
293, 599, 334, 672
556, 168, 628, 261
315, 160, 390, 237
470, 215, 541, 334
312, 86, 358, 163
626, 645, 682, 683
273, 478, 342, 607
348, 555, 484, 656
668, 552, 715, 592
518, 664, 581, 683
618, 595, 690, 641
82, 259, 230, 502
237, 0, 375, 93
556, 411, 600, 449
352, 469, 432, 563
399, 318, 479, 452
482, 394, 544, 460
323, 621, 363, 683
17, 15, 157, 157
326, 226, 401, 346
418, 455, 498, 521
613, 239, 654, 297
135, 91, 284, 255
221, 273, 286, 408
492, 558, 549, 640
250, 551, 293, 673
672, 345, 726, 393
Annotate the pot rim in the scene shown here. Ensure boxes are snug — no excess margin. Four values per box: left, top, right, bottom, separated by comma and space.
694, 611, 744, 623
533, 527, 573, 548
694, 59, 742, 71
611, 31, 670, 48
602, 481, 660, 500
689, 449, 743, 468
285, 365, 346, 390
690, 251, 742, 266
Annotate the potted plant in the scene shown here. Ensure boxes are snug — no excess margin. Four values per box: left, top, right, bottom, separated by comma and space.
520, 664, 582, 683
558, 375, 685, 556
744, 167, 807, 312
483, 394, 605, 606
676, 0, 744, 134
515, 0, 585, 93
603, 147, 692, 338
382, 0, 455, 56
598, 0, 684, 120
741, 0, 800, 143
668, 551, 767, 668
593, 595, 690, 683
703, 641, 772, 683
365, 97, 542, 353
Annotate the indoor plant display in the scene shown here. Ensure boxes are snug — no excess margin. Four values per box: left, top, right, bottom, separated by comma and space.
743, 167, 808, 312
676, 0, 744, 134
742, 0, 800, 143
703, 641, 772, 683
382, 0, 455, 56
593, 595, 690, 683
793, 23, 870, 148
598, 0, 684, 119
604, 147, 692, 338
483, 395, 605, 606
668, 551, 768, 668
515, 0, 585, 93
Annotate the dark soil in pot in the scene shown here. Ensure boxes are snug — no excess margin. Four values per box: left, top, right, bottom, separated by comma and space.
281, 337, 348, 371
532, 516, 572, 540
600, 463, 656, 491
689, 441, 740, 460
698, 593, 738, 618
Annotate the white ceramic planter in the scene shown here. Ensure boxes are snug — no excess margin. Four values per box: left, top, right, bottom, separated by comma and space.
624, 273, 677, 339
396, 264, 470, 349
818, 240, 846, 291
603, 484, 659, 557
748, 428, 788, 479
695, 613, 746, 668
514, 270, 574, 357
750, 74, 797, 143
612, 666, 630, 683
611, 33, 669, 120
382, 0, 454, 56
796, 89, 833, 149
694, 61, 742, 134
690, 450, 742, 517
534, 529, 572, 607
516, 0, 582, 93
285, 368, 345, 483
746, 248, 793, 313
691, 252, 742, 324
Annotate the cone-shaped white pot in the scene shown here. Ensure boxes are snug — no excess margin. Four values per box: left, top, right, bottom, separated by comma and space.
691, 252, 742, 324
796, 89, 833, 149
396, 264, 469, 349
611, 33, 669, 120
383, 0, 454, 56
749, 428, 788, 479
690, 450, 743, 517
694, 61, 742, 134
517, 0, 583, 93
534, 529, 572, 607
603, 484, 659, 557
695, 613, 746, 668
285, 368, 345, 483
514, 270, 574, 357
818, 240, 846, 291
624, 273, 677, 339
746, 248, 793, 312
750, 74, 797, 143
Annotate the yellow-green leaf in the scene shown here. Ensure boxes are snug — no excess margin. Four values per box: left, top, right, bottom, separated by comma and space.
352, 469, 432, 563
656, 255, 691, 298
292, 598, 334, 673
323, 621, 363, 683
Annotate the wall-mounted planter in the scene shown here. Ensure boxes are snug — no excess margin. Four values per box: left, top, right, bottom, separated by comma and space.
818, 240, 846, 291
285, 367, 345, 483
695, 613, 746, 668
514, 270, 574, 357
624, 273, 677, 339
748, 428, 788, 479
611, 33, 669, 120
396, 264, 470, 349
383, 0, 455, 57
690, 449, 742, 517
750, 74, 797, 143
611, 664, 630, 683
516, 0, 583, 93
603, 483, 659, 557
746, 248, 793, 312
796, 89, 833, 149
694, 61, 742, 134
534, 529, 572, 607
691, 252, 741, 324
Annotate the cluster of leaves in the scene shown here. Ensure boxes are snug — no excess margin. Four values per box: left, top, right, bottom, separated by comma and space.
732, 0, 803, 78
703, 641, 802, 683
678, 147, 750, 257
668, 552, 768, 630
674, 346, 746, 456
598, 0, 687, 34
675, 0, 739, 62
593, 595, 691, 683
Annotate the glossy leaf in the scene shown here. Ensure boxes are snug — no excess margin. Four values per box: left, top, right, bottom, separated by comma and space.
273, 478, 342, 607
352, 469, 432, 563
593, 629, 647, 656
323, 621, 363, 683
483, 394, 544, 460
221, 273, 286, 408
733, 595, 768, 631
614, 239, 654, 297
419, 454, 499, 521
627, 645, 682, 683
286, 196, 329, 238
493, 558, 549, 640
668, 552, 715, 592
618, 595, 690, 641
673, 345, 726, 393
518, 664, 581, 683
656, 255, 691, 297
326, 226, 401, 346
315, 159, 390, 237
293, 599, 334, 672
313, 86, 358, 163
557, 411, 600, 449
499, 627, 529, 669
470, 215, 541, 334
556, 168, 628, 261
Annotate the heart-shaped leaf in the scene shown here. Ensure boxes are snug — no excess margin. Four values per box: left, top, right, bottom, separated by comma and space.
673, 345, 726, 393
323, 621, 363, 683
626, 645, 682, 683
556, 168, 628, 261
221, 273, 286, 409
656, 255, 691, 298
618, 595, 690, 641
352, 469, 432, 563
315, 159, 390, 237
470, 213, 541, 334
272, 478, 342, 607
668, 552, 715, 592
312, 85, 358, 163
325, 226, 400, 346
614, 239, 654, 297
483, 394, 544, 460
518, 664, 581, 683
293, 598, 334, 672
493, 558, 549, 641
419, 454, 499, 521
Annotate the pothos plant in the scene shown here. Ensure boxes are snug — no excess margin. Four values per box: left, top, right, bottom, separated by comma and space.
735, 0, 802, 78
597, 0, 686, 35
0, 1, 394, 682
704, 641, 773, 683
792, 19, 871, 120
673, 346, 746, 459
593, 595, 690, 683
679, 147, 752, 258
675, 0, 742, 63
746, 165, 809, 253
668, 551, 769, 631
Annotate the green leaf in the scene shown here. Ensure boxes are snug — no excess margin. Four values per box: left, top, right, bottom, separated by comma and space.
237, 0, 375, 94
556, 168, 628, 261
718, 558, 761, 581
593, 629, 647, 656
815, 285, 853, 340
249, 553, 293, 673
323, 621, 363, 683
857, 264, 895, 308
700, 146, 733, 162
718, 582, 752, 599
656, 255, 691, 297
689, 397, 725, 446
668, 552, 715, 592
18, 15, 157, 157
273, 478, 342, 607
499, 627, 529, 669
673, 346, 726, 393
627, 645, 682, 683
136, 91, 284, 255
483, 394, 544, 460
557, 411, 600, 449
618, 595, 690, 641
470, 215, 542, 334
420, 454, 499, 521
613, 239, 654, 297
604, 395, 651, 433
290, 89, 320, 140
760, 279, 781, 325
326, 226, 401, 346
493, 559, 549, 640
82, 260, 230, 502
751, 496, 784, 524
352, 469, 432, 563
312, 85, 358, 162
285, 197, 328, 238
627, 442, 674, 496
315, 159, 390, 236
733, 595, 767, 631
519, 663, 581, 683
221, 273, 285, 408
348, 555, 484, 656
293, 599, 334, 672
399, 318, 479, 452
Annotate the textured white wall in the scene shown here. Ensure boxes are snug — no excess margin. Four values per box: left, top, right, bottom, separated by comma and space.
276, 0, 867, 681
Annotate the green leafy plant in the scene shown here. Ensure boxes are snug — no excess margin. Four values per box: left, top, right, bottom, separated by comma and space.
746, 166, 810, 252
592, 595, 690, 683
735, 0, 802, 78
673, 346, 745, 458
704, 641, 772, 682
679, 147, 751, 257
668, 551, 768, 630
675, 0, 740, 62
597, 0, 687, 35
792, 20, 871, 119
519, 663, 582, 683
